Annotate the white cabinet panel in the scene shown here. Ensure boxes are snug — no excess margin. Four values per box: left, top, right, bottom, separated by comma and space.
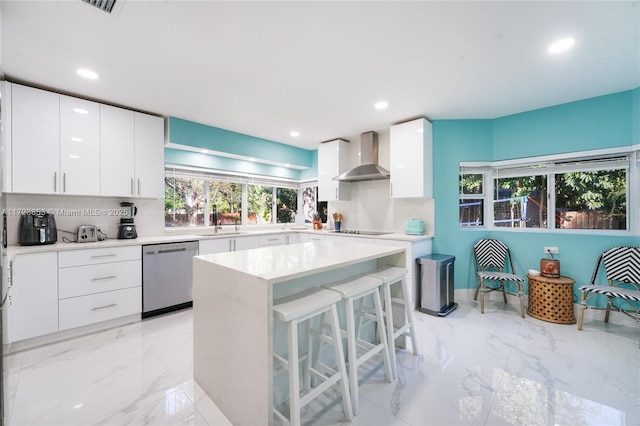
285, 233, 299, 245
199, 236, 259, 254
259, 234, 286, 246
233, 236, 259, 251
134, 112, 164, 198
318, 139, 350, 201
11, 84, 60, 194
59, 286, 141, 331
59, 95, 101, 195
59, 245, 140, 267
390, 118, 432, 199
58, 260, 141, 299
10, 252, 58, 341
100, 104, 136, 197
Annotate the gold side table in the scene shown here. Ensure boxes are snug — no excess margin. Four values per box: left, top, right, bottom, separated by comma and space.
526, 274, 576, 324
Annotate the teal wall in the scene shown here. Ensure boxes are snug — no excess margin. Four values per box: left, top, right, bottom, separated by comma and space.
432, 90, 640, 296
299, 149, 318, 181
164, 148, 301, 180
166, 117, 314, 174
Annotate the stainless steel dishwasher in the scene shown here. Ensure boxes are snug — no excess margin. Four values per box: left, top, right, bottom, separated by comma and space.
142, 240, 199, 318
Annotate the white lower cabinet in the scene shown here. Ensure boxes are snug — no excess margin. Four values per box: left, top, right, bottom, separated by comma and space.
10, 252, 59, 342
199, 236, 259, 254
58, 246, 142, 332
59, 287, 141, 331
259, 234, 287, 247
286, 233, 299, 245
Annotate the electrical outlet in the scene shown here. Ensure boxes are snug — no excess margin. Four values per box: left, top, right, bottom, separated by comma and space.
544, 246, 558, 254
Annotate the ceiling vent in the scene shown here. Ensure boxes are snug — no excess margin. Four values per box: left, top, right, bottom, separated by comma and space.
81, 0, 117, 14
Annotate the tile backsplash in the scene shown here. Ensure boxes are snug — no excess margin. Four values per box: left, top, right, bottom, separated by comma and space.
4, 194, 164, 245
328, 179, 434, 233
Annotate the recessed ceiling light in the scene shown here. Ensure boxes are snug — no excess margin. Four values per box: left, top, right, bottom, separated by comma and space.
548, 38, 575, 54
71, 137, 83, 142
73, 108, 89, 114
77, 68, 99, 79
290, 131, 300, 137
374, 101, 388, 110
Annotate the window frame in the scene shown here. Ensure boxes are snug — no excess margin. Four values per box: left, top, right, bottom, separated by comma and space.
459, 146, 639, 235
165, 165, 300, 229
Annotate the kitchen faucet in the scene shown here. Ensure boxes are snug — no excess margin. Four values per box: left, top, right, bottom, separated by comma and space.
213, 206, 222, 233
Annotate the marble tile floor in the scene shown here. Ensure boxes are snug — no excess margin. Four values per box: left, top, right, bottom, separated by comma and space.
4, 300, 639, 425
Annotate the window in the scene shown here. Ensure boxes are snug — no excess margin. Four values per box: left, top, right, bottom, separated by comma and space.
459, 172, 485, 227
555, 169, 626, 230
494, 175, 547, 228
300, 185, 327, 223
248, 184, 273, 224
165, 167, 298, 228
459, 149, 636, 233
165, 176, 205, 227
276, 187, 297, 223
209, 180, 242, 226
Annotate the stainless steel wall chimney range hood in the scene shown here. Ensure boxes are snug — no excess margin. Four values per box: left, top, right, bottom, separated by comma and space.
333, 131, 390, 182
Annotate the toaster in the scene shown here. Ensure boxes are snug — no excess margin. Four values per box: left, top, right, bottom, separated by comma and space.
18, 213, 58, 246
405, 219, 425, 235
76, 225, 98, 243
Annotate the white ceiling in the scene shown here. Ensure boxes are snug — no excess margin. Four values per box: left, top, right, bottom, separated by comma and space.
2, 1, 639, 151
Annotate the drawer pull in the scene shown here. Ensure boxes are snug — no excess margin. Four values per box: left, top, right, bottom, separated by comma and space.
90, 254, 117, 259
90, 275, 117, 282
268, 238, 279, 242
91, 303, 117, 311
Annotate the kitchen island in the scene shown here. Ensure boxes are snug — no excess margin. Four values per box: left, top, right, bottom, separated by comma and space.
193, 241, 406, 426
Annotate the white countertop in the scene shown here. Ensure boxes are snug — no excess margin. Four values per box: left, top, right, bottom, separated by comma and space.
4, 228, 432, 259
194, 241, 405, 285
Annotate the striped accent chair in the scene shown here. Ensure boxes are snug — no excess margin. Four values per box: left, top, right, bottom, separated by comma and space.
473, 239, 525, 317
577, 246, 640, 348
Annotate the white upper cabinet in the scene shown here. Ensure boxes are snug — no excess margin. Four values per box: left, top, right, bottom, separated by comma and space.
318, 139, 350, 201
101, 107, 164, 198
60, 95, 101, 195
100, 104, 136, 197
7, 83, 163, 198
11, 84, 60, 194
134, 112, 164, 198
389, 118, 433, 198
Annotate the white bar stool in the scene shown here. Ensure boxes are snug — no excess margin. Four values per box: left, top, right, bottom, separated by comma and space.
272, 288, 353, 426
363, 266, 418, 380
321, 275, 394, 416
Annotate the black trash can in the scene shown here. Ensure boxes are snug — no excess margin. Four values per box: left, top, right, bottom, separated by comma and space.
416, 254, 457, 316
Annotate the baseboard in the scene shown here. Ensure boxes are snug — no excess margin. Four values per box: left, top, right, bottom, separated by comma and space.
453, 289, 637, 327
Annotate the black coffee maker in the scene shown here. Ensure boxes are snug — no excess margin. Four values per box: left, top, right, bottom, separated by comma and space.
117, 202, 137, 239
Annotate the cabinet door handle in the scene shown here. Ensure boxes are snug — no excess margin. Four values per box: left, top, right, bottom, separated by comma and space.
229, 240, 232, 252
90, 253, 117, 259
137, 179, 141, 196
335, 187, 338, 199
54, 172, 57, 192
91, 303, 117, 311
158, 247, 186, 254
286, 235, 289, 244
90, 275, 117, 282
63, 172, 67, 193
130, 178, 135, 195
